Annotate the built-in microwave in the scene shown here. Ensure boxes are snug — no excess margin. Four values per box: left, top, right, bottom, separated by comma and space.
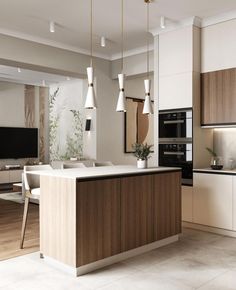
159, 109, 192, 142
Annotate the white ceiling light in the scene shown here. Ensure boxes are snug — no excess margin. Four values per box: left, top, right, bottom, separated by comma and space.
50, 21, 55, 33
116, 0, 126, 112
42, 80, 46, 87
143, 0, 153, 115
160, 16, 165, 29
100, 36, 106, 47
85, 0, 97, 109
17, 68, 21, 73
66, 76, 70, 81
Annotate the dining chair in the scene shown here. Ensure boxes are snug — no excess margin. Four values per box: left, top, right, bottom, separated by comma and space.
62, 162, 86, 169
20, 164, 53, 249
93, 161, 114, 167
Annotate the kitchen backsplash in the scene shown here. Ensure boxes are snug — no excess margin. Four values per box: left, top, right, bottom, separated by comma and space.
214, 128, 236, 169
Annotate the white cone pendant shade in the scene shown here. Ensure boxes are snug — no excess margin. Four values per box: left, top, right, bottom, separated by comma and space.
85, 67, 97, 109
143, 79, 153, 115
116, 73, 126, 112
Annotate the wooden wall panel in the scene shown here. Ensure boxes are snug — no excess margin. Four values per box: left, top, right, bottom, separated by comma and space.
76, 178, 121, 267
24, 85, 35, 128
153, 172, 181, 241
39, 87, 47, 163
120, 175, 153, 252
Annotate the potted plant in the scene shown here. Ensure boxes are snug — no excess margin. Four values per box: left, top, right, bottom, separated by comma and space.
206, 147, 223, 170
132, 143, 153, 169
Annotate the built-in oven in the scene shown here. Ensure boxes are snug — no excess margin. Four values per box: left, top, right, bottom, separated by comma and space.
159, 109, 192, 142
159, 143, 193, 185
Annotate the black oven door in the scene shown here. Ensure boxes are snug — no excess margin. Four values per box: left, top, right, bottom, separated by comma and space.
159, 110, 192, 140
159, 143, 193, 184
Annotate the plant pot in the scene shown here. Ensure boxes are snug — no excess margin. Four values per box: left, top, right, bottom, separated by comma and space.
210, 156, 223, 170
137, 159, 147, 169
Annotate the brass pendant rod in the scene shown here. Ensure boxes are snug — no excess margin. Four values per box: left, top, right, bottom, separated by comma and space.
146, 0, 149, 79
90, 0, 93, 67
121, 0, 124, 73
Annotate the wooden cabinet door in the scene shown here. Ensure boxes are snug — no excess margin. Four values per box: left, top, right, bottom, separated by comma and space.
201, 68, 236, 125
0, 171, 9, 184
9, 170, 23, 183
153, 172, 181, 241
120, 175, 153, 252
193, 173, 233, 230
182, 185, 193, 222
76, 178, 121, 267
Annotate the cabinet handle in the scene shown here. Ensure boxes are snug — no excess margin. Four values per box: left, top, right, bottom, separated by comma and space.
163, 151, 184, 155
163, 120, 184, 124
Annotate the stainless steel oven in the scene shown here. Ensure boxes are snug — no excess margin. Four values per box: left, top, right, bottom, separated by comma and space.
159, 109, 192, 142
159, 143, 193, 185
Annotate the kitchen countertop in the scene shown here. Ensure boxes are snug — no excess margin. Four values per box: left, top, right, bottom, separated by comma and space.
194, 168, 236, 175
27, 165, 181, 180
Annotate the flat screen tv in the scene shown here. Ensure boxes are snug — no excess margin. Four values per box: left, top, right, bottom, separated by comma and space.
0, 127, 38, 159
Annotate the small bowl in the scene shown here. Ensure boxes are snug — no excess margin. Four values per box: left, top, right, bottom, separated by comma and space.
211, 165, 223, 170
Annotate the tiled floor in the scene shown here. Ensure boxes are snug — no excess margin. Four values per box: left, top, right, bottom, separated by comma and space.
1, 228, 236, 290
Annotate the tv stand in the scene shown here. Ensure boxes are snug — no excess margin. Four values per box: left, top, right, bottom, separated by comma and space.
0, 168, 23, 191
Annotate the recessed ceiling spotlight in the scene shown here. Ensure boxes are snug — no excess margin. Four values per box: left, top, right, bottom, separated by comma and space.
66, 76, 70, 81
17, 68, 21, 73
42, 80, 46, 87
100, 36, 106, 47
160, 16, 165, 29
50, 21, 55, 33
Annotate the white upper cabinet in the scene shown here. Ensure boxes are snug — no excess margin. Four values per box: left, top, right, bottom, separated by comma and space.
158, 26, 200, 110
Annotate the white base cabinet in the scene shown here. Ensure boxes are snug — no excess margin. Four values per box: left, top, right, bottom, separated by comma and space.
0, 170, 23, 184
193, 173, 233, 230
182, 186, 193, 222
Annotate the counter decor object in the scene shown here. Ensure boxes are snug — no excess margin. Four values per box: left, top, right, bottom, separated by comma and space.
132, 143, 153, 169
206, 147, 223, 170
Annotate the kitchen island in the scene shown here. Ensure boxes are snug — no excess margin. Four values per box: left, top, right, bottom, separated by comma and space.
34, 165, 181, 276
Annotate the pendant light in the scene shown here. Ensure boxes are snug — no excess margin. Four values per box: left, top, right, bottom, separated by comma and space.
85, 0, 97, 109
116, 0, 126, 112
143, 0, 153, 115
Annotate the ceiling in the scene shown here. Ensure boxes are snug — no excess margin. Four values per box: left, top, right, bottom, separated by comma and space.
0, 0, 236, 58
0, 65, 77, 86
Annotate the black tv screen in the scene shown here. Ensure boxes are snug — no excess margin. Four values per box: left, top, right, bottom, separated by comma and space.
0, 127, 38, 159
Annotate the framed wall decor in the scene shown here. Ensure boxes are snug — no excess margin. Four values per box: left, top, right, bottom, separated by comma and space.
124, 97, 154, 153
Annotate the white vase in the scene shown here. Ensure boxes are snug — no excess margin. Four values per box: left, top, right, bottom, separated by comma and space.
137, 159, 147, 169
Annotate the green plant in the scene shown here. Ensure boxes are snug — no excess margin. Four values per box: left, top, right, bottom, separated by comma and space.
132, 143, 153, 160
206, 147, 217, 157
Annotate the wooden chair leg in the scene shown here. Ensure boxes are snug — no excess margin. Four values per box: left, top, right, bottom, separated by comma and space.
20, 197, 30, 249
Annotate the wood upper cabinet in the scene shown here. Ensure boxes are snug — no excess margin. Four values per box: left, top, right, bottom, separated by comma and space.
201, 68, 236, 125
76, 178, 121, 267
153, 172, 182, 240
120, 175, 154, 252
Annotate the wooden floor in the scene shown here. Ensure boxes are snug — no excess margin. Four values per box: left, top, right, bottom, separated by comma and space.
0, 197, 39, 261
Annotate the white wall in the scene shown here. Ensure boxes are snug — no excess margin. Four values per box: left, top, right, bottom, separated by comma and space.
202, 19, 236, 73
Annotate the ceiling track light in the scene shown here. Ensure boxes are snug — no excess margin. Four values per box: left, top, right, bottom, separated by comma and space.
50, 21, 55, 33
42, 80, 46, 87
85, 0, 97, 109
17, 68, 21, 73
116, 0, 126, 112
143, 0, 153, 115
100, 36, 106, 47
160, 16, 165, 29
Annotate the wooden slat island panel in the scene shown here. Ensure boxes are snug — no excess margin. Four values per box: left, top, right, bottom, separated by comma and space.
121, 175, 153, 251
76, 178, 121, 267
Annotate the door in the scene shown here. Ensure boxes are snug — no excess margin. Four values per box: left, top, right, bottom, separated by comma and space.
120, 175, 153, 252
193, 173, 233, 230
153, 172, 181, 240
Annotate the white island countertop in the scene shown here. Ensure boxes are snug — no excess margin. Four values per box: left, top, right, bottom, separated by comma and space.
194, 168, 236, 175
27, 165, 181, 180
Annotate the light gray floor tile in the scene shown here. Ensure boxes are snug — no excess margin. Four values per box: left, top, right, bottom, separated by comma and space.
197, 270, 236, 290
99, 271, 194, 290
